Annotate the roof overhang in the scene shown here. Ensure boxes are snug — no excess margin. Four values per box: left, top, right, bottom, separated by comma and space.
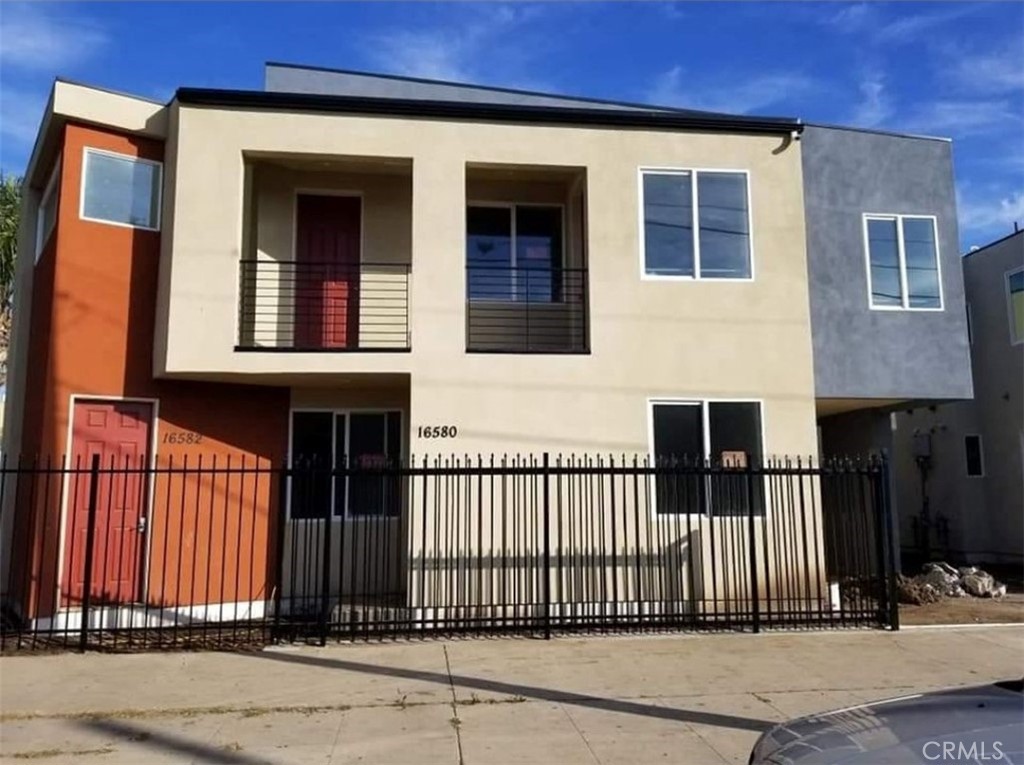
24, 79, 168, 188
176, 87, 802, 136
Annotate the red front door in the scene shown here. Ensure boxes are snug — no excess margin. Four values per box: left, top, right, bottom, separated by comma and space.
63, 399, 153, 606
295, 194, 361, 349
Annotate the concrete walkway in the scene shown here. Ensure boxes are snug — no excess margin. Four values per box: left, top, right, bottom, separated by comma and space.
1, 626, 1021, 764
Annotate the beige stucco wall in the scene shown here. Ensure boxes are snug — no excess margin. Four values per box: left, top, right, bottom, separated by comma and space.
157, 105, 817, 461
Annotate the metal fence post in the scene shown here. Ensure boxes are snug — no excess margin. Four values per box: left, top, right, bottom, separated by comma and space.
320, 463, 333, 647
542, 452, 551, 640
879, 454, 900, 631
272, 461, 289, 641
746, 460, 760, 634
79, 454, 101, 652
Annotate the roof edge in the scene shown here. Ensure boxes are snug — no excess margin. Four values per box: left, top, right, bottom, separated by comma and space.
176, 87, 802, 135
962, 228, 1023, 258
804, 121, 951, 143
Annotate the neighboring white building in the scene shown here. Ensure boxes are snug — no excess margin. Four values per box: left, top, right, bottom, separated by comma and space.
893, 230, 1024, 566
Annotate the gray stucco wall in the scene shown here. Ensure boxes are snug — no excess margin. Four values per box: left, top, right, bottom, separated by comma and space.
802, 125, 973, 401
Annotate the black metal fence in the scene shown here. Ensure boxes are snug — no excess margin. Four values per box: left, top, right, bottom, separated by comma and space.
0, 454, 898, 652
237, 259, 411, 351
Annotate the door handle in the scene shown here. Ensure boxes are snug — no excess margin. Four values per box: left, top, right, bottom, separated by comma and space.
137, 517, 147, 533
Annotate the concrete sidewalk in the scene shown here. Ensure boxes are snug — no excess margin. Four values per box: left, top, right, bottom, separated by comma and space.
1, 626, 1021, 764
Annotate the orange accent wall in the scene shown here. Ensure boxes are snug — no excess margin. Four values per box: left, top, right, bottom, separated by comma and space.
14, 122, 290, 620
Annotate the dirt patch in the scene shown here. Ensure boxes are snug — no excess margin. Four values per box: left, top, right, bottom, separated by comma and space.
899, 592, 1024, 625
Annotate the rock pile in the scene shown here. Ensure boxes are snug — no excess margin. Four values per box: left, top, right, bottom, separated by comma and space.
896, 562, 1007, 605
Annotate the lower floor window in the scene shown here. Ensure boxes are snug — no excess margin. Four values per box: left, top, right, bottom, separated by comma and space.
649, 400, 764, 516
290, 410, 402, 519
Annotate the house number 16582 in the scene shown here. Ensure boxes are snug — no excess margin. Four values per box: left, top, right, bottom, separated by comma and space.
417, 426, 458, 439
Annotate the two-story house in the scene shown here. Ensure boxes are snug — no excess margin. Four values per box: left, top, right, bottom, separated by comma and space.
0, 64, 972, 634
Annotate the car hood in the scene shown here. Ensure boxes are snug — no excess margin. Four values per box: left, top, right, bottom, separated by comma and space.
750, 681, 1024, 765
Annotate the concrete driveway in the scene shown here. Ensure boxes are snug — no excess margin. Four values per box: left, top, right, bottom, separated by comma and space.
1, 625, 1021, 764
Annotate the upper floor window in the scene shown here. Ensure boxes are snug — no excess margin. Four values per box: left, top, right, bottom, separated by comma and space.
1007, 268, 1024, 345
467, 204, 563, 302
864, 214, 942, 310
640, 169, 752, 280
80, 148, 162, 231
35, 158, 60, 261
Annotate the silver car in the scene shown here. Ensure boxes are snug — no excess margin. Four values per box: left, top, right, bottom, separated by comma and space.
749, 680, 1024, 764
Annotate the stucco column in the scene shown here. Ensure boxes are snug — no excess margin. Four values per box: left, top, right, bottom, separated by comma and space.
409, 155, 465, 359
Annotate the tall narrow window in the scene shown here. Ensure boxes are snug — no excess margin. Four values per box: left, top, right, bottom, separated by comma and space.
1008, 268, 1024, 345
864, 214, 942, 310
642, 172, 694, 277
35, 158, 60, 261
81, 148, 162, 230
641, 170, 751, 279
697, 173, 751, 279
467, 206, 513, 300
964, 435, 984, 478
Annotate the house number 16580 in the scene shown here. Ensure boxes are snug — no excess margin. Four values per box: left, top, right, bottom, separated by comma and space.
417, 426, 458, 439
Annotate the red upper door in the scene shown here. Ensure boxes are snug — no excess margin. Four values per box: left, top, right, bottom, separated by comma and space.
294, 194, 362, 349
63, 399, 153, 606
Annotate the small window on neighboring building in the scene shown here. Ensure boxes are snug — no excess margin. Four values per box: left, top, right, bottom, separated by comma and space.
964, 435, 984, 477
649, 400, 764, 516
80, 148, 162, 230
1008, 268, 1024, 345
864, 214, 942, 310
289, 410, 402, 519
966, 302, 973, 345
641, 170, 751, 280
35, 159, 60, 261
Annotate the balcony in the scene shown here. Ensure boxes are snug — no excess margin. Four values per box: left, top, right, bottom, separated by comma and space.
237, 260, 410, 351
466, 265, 589, 353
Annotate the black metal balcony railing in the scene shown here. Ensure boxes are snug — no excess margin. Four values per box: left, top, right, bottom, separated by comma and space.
466, 266, 589, 353
237, 260, 411, 351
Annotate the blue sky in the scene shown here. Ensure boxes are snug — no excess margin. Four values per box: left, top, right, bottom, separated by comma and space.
1, 1, 1021, 249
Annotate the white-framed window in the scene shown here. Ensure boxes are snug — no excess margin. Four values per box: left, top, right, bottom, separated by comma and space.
863, 214, 942, 310
35, 157, 61, 262
964, 434, 984, 478
80, 147, 162, 231
639, 168, 753, 280
288, 409, 402, 520
1007, 267, 1024, 345
466, 203, 565, 302
647, 399, 765, 516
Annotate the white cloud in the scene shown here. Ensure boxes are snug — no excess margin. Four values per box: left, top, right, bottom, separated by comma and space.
948, 42, 1024, 94
958, 184, 1024, 245
823, 3, 981, 46
899, 99, 1017, 138
850, 73, 893, 127
365, 6, 551, 88
0, 3, 108, 71
647, 66, 814, 114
